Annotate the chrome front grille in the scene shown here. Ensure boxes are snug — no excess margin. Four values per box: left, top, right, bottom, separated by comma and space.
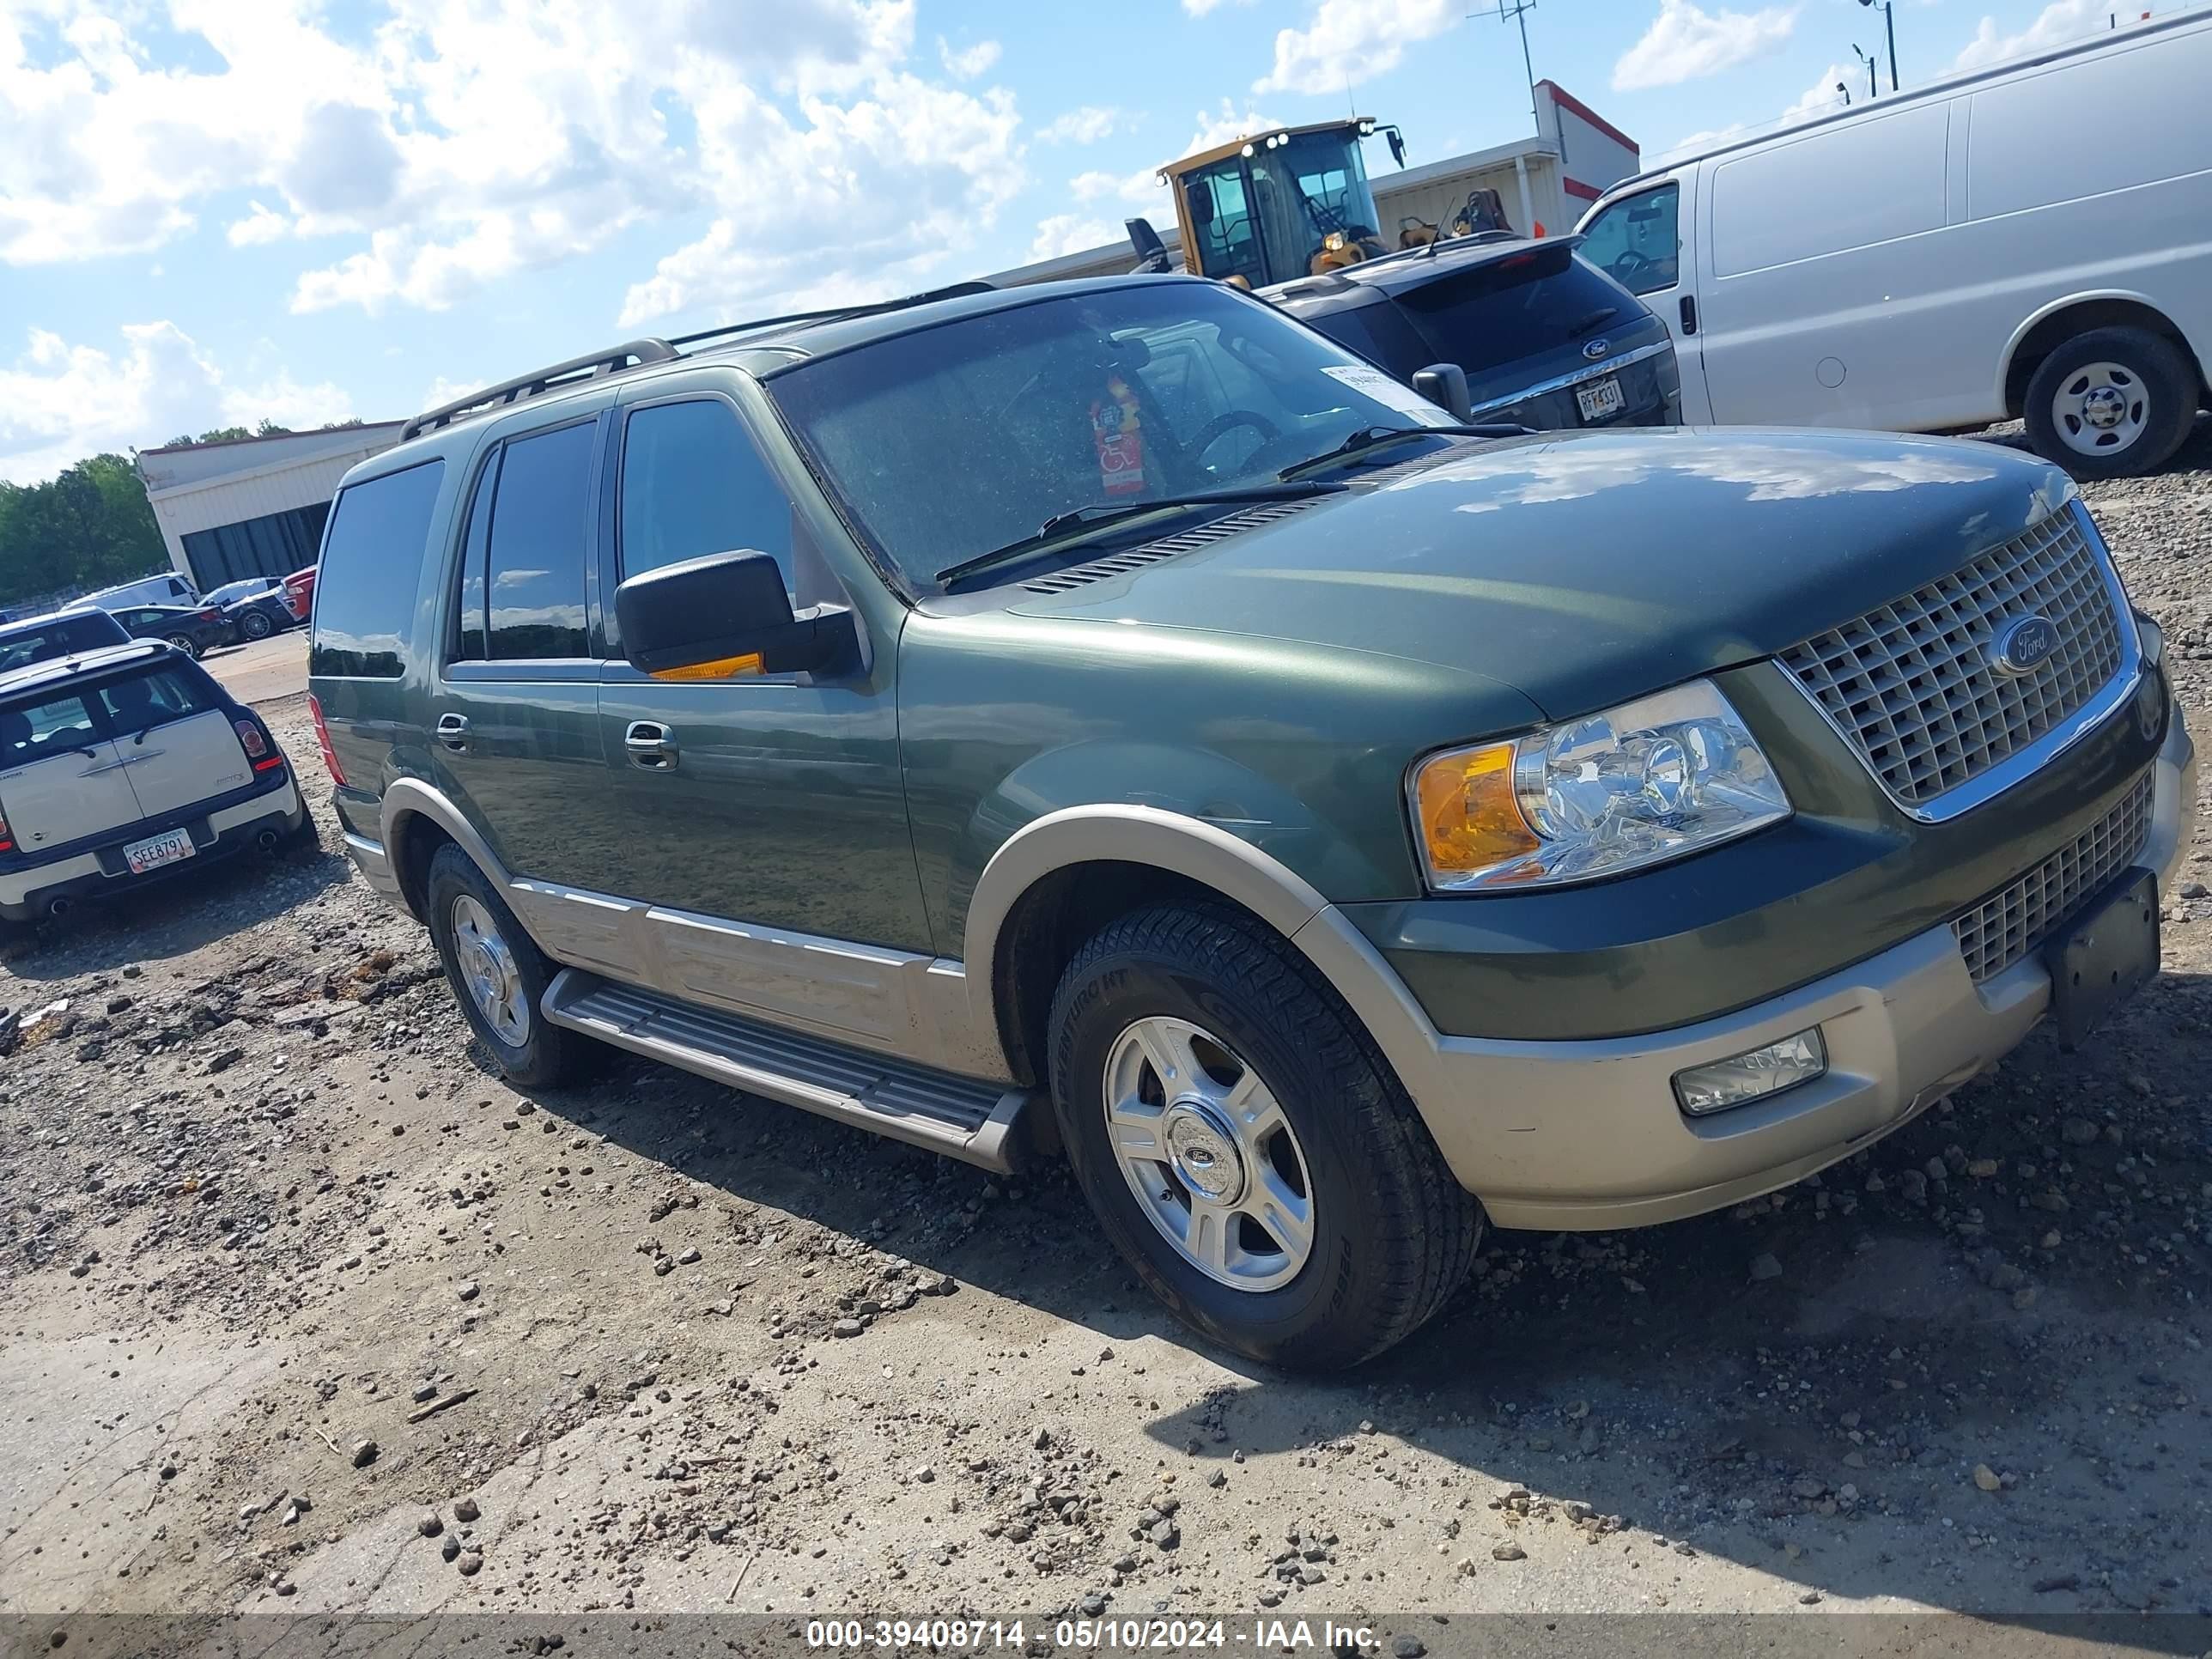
1778, 508, 2125, 811
1951, 772, 2154, 983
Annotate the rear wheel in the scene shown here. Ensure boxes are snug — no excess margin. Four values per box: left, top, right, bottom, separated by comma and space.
2023, 325, 2198, 480
1047, 904, 1482, 1370
240, 608, 275, 641
164, 632, 201, 659
425, 843, 598, 1089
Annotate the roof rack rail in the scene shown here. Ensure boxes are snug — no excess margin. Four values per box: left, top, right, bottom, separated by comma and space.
400, 339, 679, 442
398, 281, 1006, 443
665, 280, 1000, 355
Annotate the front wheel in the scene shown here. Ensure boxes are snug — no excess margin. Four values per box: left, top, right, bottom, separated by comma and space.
240, 609, 275, 641
2023, 325, 2197, 480
164, 633, 201, 659
1047, 905, 1482, 1370
425, 843, 599, 1089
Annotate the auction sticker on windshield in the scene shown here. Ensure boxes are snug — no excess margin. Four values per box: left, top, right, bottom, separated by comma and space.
1320, 365, 1458, 427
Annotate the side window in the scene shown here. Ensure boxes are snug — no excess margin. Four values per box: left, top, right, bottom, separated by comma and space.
485, 422, 595, 660
617, 400, 794, 593
1580, 184, 1680, 295
310, 459, 447, 679
452, 449, 499, 662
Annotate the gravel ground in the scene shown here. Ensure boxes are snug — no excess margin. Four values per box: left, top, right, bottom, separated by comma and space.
2, 427, 2209, 1655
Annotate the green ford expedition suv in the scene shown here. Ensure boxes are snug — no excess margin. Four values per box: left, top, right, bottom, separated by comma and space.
310, 275, 2197, 1369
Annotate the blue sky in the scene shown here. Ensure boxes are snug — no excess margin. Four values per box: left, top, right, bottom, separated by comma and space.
0, 0, 2158, 483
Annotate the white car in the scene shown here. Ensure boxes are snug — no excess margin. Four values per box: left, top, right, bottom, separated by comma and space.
0, 641, 307, 927
1576, 5, 2212, 478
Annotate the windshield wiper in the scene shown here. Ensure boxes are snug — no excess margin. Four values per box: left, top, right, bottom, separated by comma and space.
1566, 305, 1621, 339
1277, 422, 1532, 481
933, 483, 1346, 588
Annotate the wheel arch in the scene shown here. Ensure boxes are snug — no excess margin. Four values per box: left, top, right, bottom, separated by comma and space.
963, 806, 1442, 1099
380, 777, 515, 932
1999, 292, 2206, 417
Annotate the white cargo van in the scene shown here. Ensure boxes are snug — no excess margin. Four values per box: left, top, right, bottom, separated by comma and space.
81, 572, 200, 611
1575, 7, 2212, 477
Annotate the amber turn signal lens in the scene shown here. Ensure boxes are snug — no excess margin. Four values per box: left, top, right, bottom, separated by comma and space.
1413, 742, 1539, 878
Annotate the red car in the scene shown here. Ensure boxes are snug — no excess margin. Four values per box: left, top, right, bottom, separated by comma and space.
282, 565, 317, 623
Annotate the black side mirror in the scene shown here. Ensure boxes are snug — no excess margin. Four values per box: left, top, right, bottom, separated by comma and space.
615, 550, 846, 678
1126, 217, 1171, 274
1411, 363, 1472, 422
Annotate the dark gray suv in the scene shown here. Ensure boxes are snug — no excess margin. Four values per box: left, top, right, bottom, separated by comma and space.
307, 274, 2194, 1368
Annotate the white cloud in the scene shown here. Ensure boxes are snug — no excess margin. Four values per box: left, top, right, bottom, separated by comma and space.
1026, 215, 1124, 260
1255, 0, 1459, 94
1780, 64, 1859, 122
1071, 166, 1160, 206
1184, 0, 1256, 12
1180, 99, 1286, 155
1, 0, 1029, 328
618, 67, 1024, 327
225, 202, 293, 247
1657, 121, 1752, 159
1613, 0, 1799, 90
1037, 105, 1125, 145
1656, 57, 1873, 160
0, 323, 354, 485
936, 35, 1001, 78
1952, 0, 2130, 69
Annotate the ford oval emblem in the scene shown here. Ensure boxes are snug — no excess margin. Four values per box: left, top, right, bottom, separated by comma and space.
1582, 337, 1610, 361
1991, 614, 2059, 677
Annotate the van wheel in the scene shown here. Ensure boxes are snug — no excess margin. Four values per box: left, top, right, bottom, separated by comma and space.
425, 844, 599, 1089
2024, 327, 2198, 480
164, 633, 201, 659
1046, 904, 1482, 1370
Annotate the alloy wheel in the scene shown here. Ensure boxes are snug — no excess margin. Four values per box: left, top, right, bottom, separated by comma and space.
451, 894, 530, 1047
1101, 1016, 1314, 1291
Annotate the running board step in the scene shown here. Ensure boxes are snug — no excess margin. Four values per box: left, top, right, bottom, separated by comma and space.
540, 969, 1035, 1173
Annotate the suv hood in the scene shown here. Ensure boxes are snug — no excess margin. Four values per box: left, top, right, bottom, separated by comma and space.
1006, 428, 2076, 720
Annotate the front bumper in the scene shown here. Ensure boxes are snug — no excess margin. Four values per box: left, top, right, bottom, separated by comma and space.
1297, 708, 2196, 1231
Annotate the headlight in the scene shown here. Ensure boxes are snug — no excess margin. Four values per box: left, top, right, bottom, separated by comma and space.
1409, 679, 1790, 891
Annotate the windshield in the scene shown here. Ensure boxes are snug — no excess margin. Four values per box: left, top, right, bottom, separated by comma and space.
1183, 129, 1382, 287
767, 283, 1452, 590
0, 612, 127, 673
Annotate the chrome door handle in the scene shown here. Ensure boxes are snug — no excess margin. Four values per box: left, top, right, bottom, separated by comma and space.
435, 712, 471, 752
623, 720, 678, 769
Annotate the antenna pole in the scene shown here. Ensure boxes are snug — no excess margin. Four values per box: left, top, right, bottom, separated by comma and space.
1471, 1, 1540, 138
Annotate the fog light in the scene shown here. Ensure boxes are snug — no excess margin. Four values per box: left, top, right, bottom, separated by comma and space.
1673, 1029, 1827, 1116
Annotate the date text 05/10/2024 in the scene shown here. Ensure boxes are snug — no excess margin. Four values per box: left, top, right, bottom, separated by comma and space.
804, 1619, 1381, 1650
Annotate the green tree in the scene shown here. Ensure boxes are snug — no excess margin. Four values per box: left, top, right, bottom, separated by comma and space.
0, 453, 170, 607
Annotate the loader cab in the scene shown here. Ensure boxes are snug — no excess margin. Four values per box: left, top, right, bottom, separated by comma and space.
1167, 119, 1391, 289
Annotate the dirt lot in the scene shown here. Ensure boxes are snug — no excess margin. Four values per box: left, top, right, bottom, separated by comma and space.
3, 431, 2209, 1656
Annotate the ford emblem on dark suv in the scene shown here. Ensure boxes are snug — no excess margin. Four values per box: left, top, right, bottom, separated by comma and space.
1582, 337, 1611, 361
1991, 613, 2059, 676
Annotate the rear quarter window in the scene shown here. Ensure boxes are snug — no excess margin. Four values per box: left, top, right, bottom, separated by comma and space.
310, 459, 447, 678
